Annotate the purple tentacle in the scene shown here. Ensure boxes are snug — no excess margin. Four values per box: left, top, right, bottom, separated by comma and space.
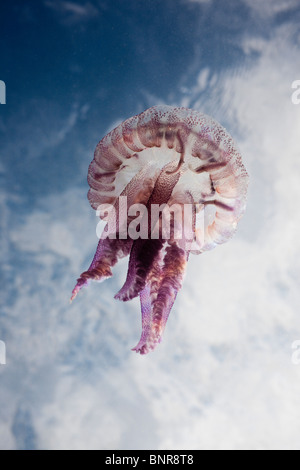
71, 236, 132, 301
133, 243, 188, 354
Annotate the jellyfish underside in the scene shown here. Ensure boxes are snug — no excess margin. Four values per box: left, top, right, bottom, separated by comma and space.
71, 106, 248, 354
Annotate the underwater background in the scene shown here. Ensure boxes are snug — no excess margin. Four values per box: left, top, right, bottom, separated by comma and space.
1, 0, 300, 450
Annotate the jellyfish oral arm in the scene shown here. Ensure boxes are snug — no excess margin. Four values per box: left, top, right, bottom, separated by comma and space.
132, 243, 188, 354
114, 160, 181, 302
70, 236, 132, 302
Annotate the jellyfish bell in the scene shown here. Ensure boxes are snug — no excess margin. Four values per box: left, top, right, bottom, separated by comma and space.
71, 105, 249, 355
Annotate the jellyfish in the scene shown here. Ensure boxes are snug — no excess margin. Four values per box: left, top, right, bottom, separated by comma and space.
71, 105, 248, 354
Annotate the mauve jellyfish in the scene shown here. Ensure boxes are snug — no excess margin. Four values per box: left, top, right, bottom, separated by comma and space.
71, 105, 248, 354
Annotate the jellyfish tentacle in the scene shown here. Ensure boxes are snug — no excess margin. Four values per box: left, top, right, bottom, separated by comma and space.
114, 161, 181, 301
71, 163, 161, 302
132, 243, 188, 354
194, 161, 227, 174
165, 129, 186, 174
132, 192, 195, 354
114, 238, 163, 302
70, 236, 132, 302
200, 199, 234, 211
132, 284, 153, 353
132, 246, 164, 352
152, 244, 187, 339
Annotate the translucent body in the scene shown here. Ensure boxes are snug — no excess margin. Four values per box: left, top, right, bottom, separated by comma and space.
71, 105, 249, 354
